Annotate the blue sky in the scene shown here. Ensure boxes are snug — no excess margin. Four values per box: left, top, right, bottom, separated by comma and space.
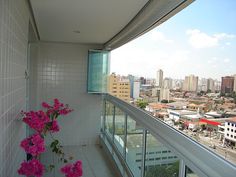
111, 0, 236, 80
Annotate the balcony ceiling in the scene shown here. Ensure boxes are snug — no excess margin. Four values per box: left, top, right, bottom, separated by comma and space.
30, 0, 149, 44
29, 0, 193, 49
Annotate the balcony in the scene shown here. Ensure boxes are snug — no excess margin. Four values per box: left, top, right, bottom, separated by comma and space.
100, 94, 236, 177
1, 0, 236, 176
39, 94, 236, 177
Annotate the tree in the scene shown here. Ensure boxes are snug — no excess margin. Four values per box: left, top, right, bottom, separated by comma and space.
136, 99, 148, 109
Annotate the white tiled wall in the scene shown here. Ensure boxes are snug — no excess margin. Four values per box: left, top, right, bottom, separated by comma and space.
30, 42, 103, 146
0, 0, 29, 176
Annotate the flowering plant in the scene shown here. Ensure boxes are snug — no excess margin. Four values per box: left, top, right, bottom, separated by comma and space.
18, 99, 83, 177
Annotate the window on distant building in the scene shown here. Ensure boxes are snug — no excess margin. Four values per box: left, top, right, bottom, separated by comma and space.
227, 134, 229, 136
231, 135, 233, 138
227, 128, 230, 131
228, 123, 230, 126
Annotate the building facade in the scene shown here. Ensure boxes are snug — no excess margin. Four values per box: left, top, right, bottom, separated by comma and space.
207, 78, 215, 92
183, 75, 198, 92
108, 73, 131, 101
221, 76, 234, 94
133, 81, 140, 99
224, 118, 236, 147
156, 69, 163, 88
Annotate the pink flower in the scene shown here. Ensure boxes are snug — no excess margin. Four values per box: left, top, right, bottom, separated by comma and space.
18, 159, 44, 177
54, 98, 64, 110
23, 111, 50, 133
20, 133, 45, 156
42, 102, 51, 109
50, 120, 60, 132
61, 160, 83, 177
59, 108, 73, 115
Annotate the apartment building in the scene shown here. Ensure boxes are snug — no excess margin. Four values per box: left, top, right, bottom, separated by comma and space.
108, 73, 131, 101
0, 0, 235, 177
224, 118, 236, 147
183, 75, 199, 92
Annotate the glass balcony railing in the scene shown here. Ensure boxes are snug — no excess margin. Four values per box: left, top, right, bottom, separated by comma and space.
100, 94, 236, 177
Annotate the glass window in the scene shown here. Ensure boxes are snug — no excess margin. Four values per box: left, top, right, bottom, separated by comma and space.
145, 132, 180, 177
114, 107, 125, 155
126, 116, 143, 177
87, 50, 110, 93
104, 102, 114, 138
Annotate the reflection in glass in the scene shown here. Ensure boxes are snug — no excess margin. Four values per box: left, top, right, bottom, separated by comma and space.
145, 132, 179, 177
126, 116, 143, 177
105, 102, 114, 137
114, 107, 125, 155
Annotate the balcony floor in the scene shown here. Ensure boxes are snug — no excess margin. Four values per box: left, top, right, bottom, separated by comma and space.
41, 144, 121, 177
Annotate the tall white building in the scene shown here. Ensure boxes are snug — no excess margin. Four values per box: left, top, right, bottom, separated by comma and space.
156, 69, 163, 88
207, 78, 215, 92
133, 81, 140, 99
183, 75, 198, 92
160, 88, 170, 101
200, 78, 207, 92
214, 79, 221, 92
163, 78, 172, 89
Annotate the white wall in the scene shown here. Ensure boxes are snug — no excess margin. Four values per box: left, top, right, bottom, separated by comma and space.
0, 0, 29, 176
29, 42, 103, 146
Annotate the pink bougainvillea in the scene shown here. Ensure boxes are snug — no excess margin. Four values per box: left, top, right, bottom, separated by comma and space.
22, 110, 50, 133
20, 133, 45, 156
18, 99, 80, 177
60, 160, 83, 177
18, 159, 44, 177
49, 120, 60, 132
42, 99, 73, 117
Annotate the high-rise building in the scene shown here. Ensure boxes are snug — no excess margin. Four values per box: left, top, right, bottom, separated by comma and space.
108, 73, 131, 101
160, 88, 170, 101
140, 77, 146, 85
133, 81, 140, 99
200, 78, 207, 92
221, 76, 234, 94
172, 79, 183, 90
183, 75, 198, 92
214, 79, 221, 92
156, 69, 163, 87
207, 78, 215, 92
128, 75, 135, 98
163, 78, 172, 89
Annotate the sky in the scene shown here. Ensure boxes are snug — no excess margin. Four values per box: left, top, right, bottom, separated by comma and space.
110, 0, 236, 80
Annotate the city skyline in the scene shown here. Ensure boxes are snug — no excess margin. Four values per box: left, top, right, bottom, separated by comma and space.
111, 0, 236, 80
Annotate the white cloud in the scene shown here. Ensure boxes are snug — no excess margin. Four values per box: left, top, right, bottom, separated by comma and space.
223, 58, 230, 63
214, 33, 235, 39
186, 29, 235, 49
149, 31, 174, 44
186, 29, 218, 48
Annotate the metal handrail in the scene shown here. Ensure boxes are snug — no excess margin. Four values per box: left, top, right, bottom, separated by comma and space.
103, 94, 236, 177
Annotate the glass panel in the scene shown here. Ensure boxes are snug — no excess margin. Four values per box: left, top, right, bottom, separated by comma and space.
126, 116, 143, 177
87, 50, 110, 93
145, 132, 180, 177
114, 107, 125, 155
185, 166, 199, 177
105, 102, 114, 138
